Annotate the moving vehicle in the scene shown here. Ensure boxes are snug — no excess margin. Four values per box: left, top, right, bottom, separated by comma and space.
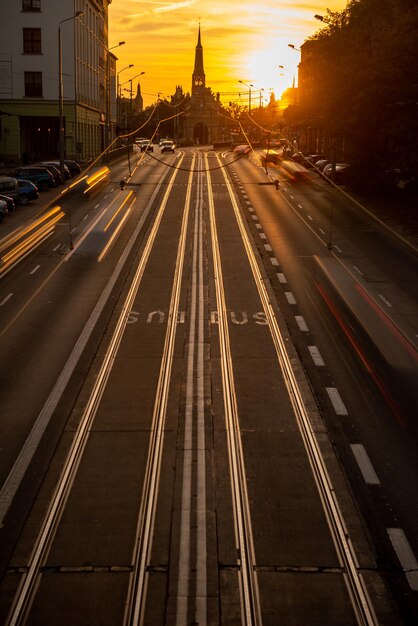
17, 179, 39, 204
139, 139, 154, 152
160, 140, 175, 153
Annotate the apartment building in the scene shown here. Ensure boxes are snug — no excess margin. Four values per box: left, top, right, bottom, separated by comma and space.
0, 0, 114, 165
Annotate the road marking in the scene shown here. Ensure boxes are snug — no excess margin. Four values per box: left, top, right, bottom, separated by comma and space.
295, 315, 309, 332
52, 244, 60, 252
353, 265, 364, 276
260, 233, 267, 240
379, 294, 393, 308
270, 257, 279, 266
308, 345, 325, 366
277, 272, 287, 283
307, 214, 313, 221
285, 291, 296, 304
387, 528, 418, 590
30, 265, 41, 275
0, 293, 13, 306
334, 245, 342, 253
326, 387, 348, 415
350, 444, 380, 484
255, 223, 262, 229
298, 203, 303, 209
319, 228, 326, 235
252, 215, 258, 221
264, 244, 272, 252
248, 207, 254, 213
95, 203, 100, 209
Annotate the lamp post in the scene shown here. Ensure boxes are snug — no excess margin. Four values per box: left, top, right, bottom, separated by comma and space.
106, 41, 125, 145
58, 10, 84, 185
116, 64, 134, 133
288, 43, 300, 52
314, 14, 331, 24
238, 80, 254, 115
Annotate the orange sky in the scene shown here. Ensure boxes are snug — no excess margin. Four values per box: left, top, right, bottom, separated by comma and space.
109, 1, 347, 107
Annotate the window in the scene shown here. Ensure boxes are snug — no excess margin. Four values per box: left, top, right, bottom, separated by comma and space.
23, 28, 41, 54
24, 71, 42, 97
22, 0, 41, 11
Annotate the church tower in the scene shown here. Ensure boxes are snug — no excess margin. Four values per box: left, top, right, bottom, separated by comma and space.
192, 24, 206, 94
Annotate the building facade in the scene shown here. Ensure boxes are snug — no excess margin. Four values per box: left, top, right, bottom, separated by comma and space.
0, 0, 114, 165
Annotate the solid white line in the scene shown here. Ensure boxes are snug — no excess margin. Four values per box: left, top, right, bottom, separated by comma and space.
295, 315, 309, 332
308, 345, 325, 366
350, 444, 380, 485
30, 265, 41, 275
387, 528, 418, 590
379, 294, 393, 308
0, 293, 13, 306
326, 387, 348, 415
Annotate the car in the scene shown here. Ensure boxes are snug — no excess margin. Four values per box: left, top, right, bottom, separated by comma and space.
139, 139, 154, 152
160, 140, 175, 153
0, 193, 16, 212
305, 154, 327, 168
17, 179, 39, 204
64, 160, 82, 176
314, 159, 331, 172
0, 176, 20, 202
0, 198, 8, 222
40, 161, 71, 180
12, 166, 56, 191
37, 162, 65, 185
323, 162, 351, 183
159, 137, 171, 147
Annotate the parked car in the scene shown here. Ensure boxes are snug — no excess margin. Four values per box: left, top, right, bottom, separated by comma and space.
314, 159, 331, 172
323, 163, 351, 184
0, 194, 16, 212
0, 176, 20, 202
13, 166, 56, 191
64, 160, 82, 176
0, 198, 8, 222
160, 140, 175, 153
40, 161, 71, 180
37, 162, 64, 185
305, 154, 327, 168
17, 179, 39, 204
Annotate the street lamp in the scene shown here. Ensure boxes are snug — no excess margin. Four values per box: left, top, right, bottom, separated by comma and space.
106, 41, 125, 145
238, 80, 254, 115
58, 10, 84, 185
314, 14, 331, 23
116, 64, 134, 133
288, 44, 300, 52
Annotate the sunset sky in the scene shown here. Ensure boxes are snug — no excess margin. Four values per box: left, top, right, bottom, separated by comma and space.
109, 0, 348, 108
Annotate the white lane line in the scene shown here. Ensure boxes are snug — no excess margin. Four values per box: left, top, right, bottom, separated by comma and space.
298, 203, 303, 209
289, 195, 294, 199
255, 223, 262, 229
326, 387, 348, 415
270, 257, 279, 266
248, 207, 254, 213
353, 265, 364, 276
387, 528, 418, 590
379, 294, 393, 308
0, 293, 13, 306
334, 245, 342, 253
30, 265, 41, 275
285, 291, 296, 305
308, 345, 325, 366
350, 444, 380, 485
277, 272, 287, 283
252, 215, 258, 221
260, 233, 267, 240
295, 315, 309, 332
53, 244, 60, 252
319, 228, 326, 235
307, 214, 313, 221
264, 244, 272, 252
94, 203, 100, 209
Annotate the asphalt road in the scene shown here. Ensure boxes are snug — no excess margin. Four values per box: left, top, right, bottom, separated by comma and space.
0, 147, 416, 624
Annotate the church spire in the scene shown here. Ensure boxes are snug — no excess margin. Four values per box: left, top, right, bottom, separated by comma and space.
192, 23, 205, 94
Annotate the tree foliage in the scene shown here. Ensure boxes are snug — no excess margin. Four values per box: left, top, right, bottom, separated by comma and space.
299, 0, 418, 190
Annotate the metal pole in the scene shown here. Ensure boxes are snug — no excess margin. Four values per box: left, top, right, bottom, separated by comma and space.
58, 24, 65, 182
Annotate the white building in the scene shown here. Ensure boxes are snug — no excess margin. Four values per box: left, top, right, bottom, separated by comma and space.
0, 0, 115, 165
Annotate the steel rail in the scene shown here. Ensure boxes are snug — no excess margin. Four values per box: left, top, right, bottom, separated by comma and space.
124, 155, 196, 626
205, 154, 263, 626
218, 153, 379, 626
6, 155, 186, 626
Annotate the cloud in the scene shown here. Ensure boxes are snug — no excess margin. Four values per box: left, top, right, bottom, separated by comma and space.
154, 0, 195, 13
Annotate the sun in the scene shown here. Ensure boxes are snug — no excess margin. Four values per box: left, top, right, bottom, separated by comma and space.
245, 42, 298, 101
